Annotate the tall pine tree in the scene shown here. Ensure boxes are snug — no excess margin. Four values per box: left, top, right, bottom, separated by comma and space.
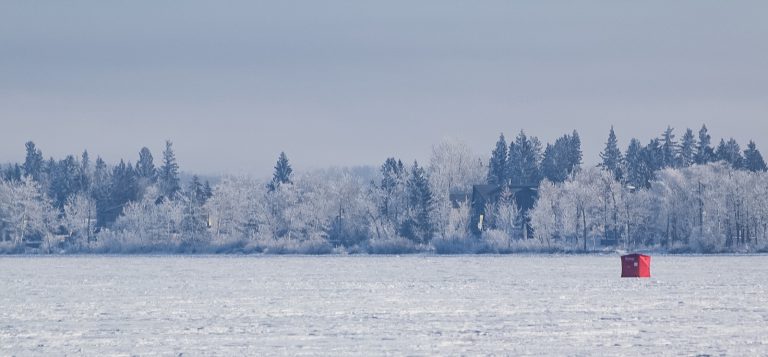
507, 131, 542, 186
541, 143, 561, 183
91, 157, 112, 227
660, 126, 677, 168
106, 160, 139, 225
599, 126, 623, 181
380, 158, 406, 222
743, 140, 766, 172
624, 138, 648, 188
567, 130, 583, 174
487, 133, 508, 186
23, 141, 44, 181
402, 161, 433, 244
678, 128, 696, 168
716, 138, 743, 169
158, 140, 180, 198
136, 147, 157, 182
268, 152, 293, 192
695, 124, 715, 164
49, 155, 82, 208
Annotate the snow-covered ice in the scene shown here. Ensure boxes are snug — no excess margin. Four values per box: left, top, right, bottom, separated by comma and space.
1, 255, 767, 355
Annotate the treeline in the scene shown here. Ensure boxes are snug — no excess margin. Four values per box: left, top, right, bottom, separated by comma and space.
0, 141, 213, 251
1, 125, 767, 254
485, 125, 768, 252
531, 163, 768, 253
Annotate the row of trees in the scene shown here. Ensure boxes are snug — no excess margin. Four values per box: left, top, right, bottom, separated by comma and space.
1, 124, 767, 253
530, 163, 768, 252
487, 130, 582, 187
599, 125, 767, 189
0, 141, 214, 249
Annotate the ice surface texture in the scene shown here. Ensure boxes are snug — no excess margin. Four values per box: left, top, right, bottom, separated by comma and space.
1, 255, 767, 355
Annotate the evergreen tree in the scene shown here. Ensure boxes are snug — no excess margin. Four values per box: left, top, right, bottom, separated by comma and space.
599, 126, 623, 181
678, 128, 696, 168
743, 141, 766, 172
3, 164, 23, 182
507, 131, 542, 186
402, 161, 433, 244
541, 143, 561, 183
624, 138, 648, 189
645, 138, 664, 173
23, 141, 44, 181
79, 150, 91, 193
136, 147, 157, 182
49, 155, 82, 209
487, 133, 508, 185
660, 126, 677, 168
695, 124, 714, 164
268, 152, 293, 192
380, 157, 406, 222
203, 181, 214, 201
106, 160, 139, 225
566, 130, 583, 174
542, 132, 581, 183
716, 138, 743, 169
91, 157, 112, 227
158, 140, 180, 198
186, 175, 208, 204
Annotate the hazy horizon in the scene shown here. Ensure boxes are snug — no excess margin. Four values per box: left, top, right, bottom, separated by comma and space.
2, 1, 767, 175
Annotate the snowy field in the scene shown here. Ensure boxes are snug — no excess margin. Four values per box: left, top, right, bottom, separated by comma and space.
1, 255, 767, 356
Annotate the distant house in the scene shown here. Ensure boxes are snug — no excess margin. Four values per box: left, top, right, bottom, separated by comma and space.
450, 184, 538, 237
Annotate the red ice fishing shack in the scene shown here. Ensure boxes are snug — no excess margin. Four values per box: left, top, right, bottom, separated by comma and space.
621, 253, 651, 278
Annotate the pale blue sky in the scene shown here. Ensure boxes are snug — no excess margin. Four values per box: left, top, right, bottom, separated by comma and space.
1, 1, 767, 175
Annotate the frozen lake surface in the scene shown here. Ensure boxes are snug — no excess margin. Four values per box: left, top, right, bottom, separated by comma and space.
2, 255, 767, 356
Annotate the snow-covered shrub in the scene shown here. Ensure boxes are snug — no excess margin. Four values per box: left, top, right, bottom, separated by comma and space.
365, 236, 421, 254
432, 234, 484, 254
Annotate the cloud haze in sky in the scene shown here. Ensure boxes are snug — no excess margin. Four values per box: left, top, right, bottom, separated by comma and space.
1, 1, 767, 175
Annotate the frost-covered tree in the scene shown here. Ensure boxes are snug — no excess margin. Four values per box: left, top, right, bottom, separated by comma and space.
563, 168, 604, 251
507, 131, 542, 186
402, 161, 433, 244
743, 141, 767, 172
678, 128, 696, 168
624, 138, 647, 189
494, 187, 521, 239
325, 171, 371, 247
91, 157, 112, 227
379, 158, 407, 225
0, 176, 57, 246
660, 126, 677, 168
645, 138, 664, 174
136, 147, 157, 189
567, 130, 583, 173
114, 186, 184, 248
599, 126, 623, 181
22, 141, 45, 182
158, 140, 181, 199
205, 176, 251, 239
428, 138, 484, 238
268, 152, 293, 192
79, 150, 91, 193
487, 133, 508, 185
106, 160, 139, 225
529, 180, 563, 247
63, 193, 97, 245
695, 124, 715, 165
716, 138, 743, 169
2, 164, 23, 182
542, 132, 581, 183
540, 144, 560, 183
49, 155, 83, 209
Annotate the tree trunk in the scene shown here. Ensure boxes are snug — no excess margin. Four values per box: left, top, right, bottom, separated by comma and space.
582, 208, 587, 252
